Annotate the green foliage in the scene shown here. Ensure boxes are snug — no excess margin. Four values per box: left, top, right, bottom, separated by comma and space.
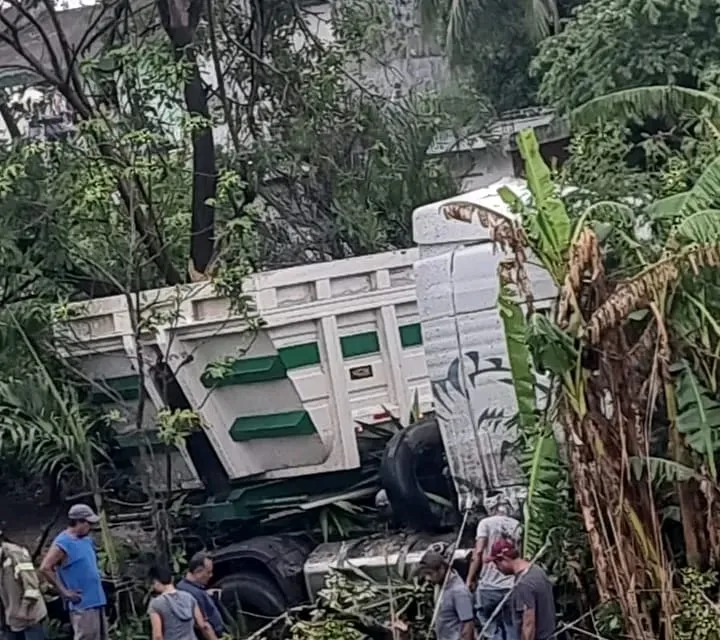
0, 0, 465, 303
526, 313, 577, 376
520, 424, 565, 556
660, 154, 720, 229
493, 131, 579, 571
0, 374, 108, 479
497, 284, 566, 557
673, 568, 720, 640
417, 0, 561, 111
674, 362, 720, 478
516, 128, 571, 283
533, 0, 720, 112
284, 571, 434, 640
213, 0, 464, 267
559, 87, 720, 278
498, 286, 537, 432
156, 409, 200, 448
109, 616, 149, 640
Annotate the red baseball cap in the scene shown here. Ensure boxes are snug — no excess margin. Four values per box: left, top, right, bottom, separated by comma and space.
487, 539, 518, 561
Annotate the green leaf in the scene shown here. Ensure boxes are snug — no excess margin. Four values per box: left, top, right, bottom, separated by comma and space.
497, 185, 526, 214
572, 86, 720, 130
516, 128, 571, 283
497, 285, 537, 431
670, 209, 720, 245
648, 192, 689, 221
526, 312, 577, 376
629, 456, 698, 483
522, 429, 563, 558
678, 155, 720, 217
675, 361, 720, 479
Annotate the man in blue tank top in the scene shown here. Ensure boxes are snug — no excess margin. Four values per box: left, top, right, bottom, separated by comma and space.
40, 505, 107, 640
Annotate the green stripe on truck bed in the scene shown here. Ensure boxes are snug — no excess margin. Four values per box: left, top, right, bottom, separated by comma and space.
278, 342, 321, 368
340, 331, 380, 357
399, 323, 423, 347
229, 410, 317, 442
200, 355, 287, 388
201, 325, 422, 386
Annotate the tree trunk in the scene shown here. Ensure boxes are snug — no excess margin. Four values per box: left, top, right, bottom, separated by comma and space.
157, 0, 217, 278
184, 67, 217, 276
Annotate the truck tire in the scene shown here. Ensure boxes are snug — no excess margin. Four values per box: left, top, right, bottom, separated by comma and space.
216, 571, 286, 631
380, 416, 454, 532
212, 534, 312, 605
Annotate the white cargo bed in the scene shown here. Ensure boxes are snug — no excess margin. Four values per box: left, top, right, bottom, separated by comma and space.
60, 250, 432, 482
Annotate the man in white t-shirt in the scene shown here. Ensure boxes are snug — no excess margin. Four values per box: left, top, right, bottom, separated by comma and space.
465, 495, 521, 640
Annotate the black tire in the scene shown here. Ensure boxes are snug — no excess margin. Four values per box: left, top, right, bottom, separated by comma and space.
216, 571, 287, 633
380, 417, 454, 531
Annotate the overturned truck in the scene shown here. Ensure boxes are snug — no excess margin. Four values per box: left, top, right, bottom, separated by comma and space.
57, 178, 549, 623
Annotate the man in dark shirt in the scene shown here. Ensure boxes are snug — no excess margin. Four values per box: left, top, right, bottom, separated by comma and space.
176, 553, 224, 637
418, 550, 475, 640
488, 540, 556, 640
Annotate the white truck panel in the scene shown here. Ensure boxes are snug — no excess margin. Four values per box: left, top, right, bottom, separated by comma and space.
412, 177, 554, 510
59, 176, 550, 497
60, 249, 430, 482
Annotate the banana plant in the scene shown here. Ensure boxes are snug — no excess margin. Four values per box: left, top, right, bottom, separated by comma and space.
569, 83, 720, 573
572, 85, 720, 135
0, 309, 119, 579
450, 126, 691, 634
497, 285, 566, 557
443, 129, 572, 558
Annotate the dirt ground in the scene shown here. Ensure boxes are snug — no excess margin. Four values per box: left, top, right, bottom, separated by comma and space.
0, 489, 64, 554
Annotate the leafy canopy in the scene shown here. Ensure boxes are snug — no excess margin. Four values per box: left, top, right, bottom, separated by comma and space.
533, 0, 720, 112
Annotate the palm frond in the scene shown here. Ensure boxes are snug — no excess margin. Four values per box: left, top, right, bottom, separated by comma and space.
674, 361, 720, 479
444, 0, 474, 63
572, 86, 720, 129
525, 0, 559, 42
675, 154, 720, 217
418, 0, 558, 65
629, 456, 698, 483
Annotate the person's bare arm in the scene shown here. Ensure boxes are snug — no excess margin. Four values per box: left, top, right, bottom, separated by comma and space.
460, 619, 476, 640
39, 544, 80, 603
521, 607, 536, 640
150, 611, 164, 640
466, 537, 487, 590
194, 604, 217, 640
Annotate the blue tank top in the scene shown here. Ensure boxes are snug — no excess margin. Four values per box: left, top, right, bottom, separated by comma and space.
53, 531, 106, 611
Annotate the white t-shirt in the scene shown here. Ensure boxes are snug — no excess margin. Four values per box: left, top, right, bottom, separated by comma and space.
476, 514, 522, 589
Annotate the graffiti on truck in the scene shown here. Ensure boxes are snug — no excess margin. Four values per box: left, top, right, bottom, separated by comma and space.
431, 351, 537, 513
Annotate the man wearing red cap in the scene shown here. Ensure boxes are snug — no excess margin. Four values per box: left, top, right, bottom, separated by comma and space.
488, 540, 556, 640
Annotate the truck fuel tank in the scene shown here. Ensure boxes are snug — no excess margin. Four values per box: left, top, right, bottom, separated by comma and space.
303, 531, 472, 601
